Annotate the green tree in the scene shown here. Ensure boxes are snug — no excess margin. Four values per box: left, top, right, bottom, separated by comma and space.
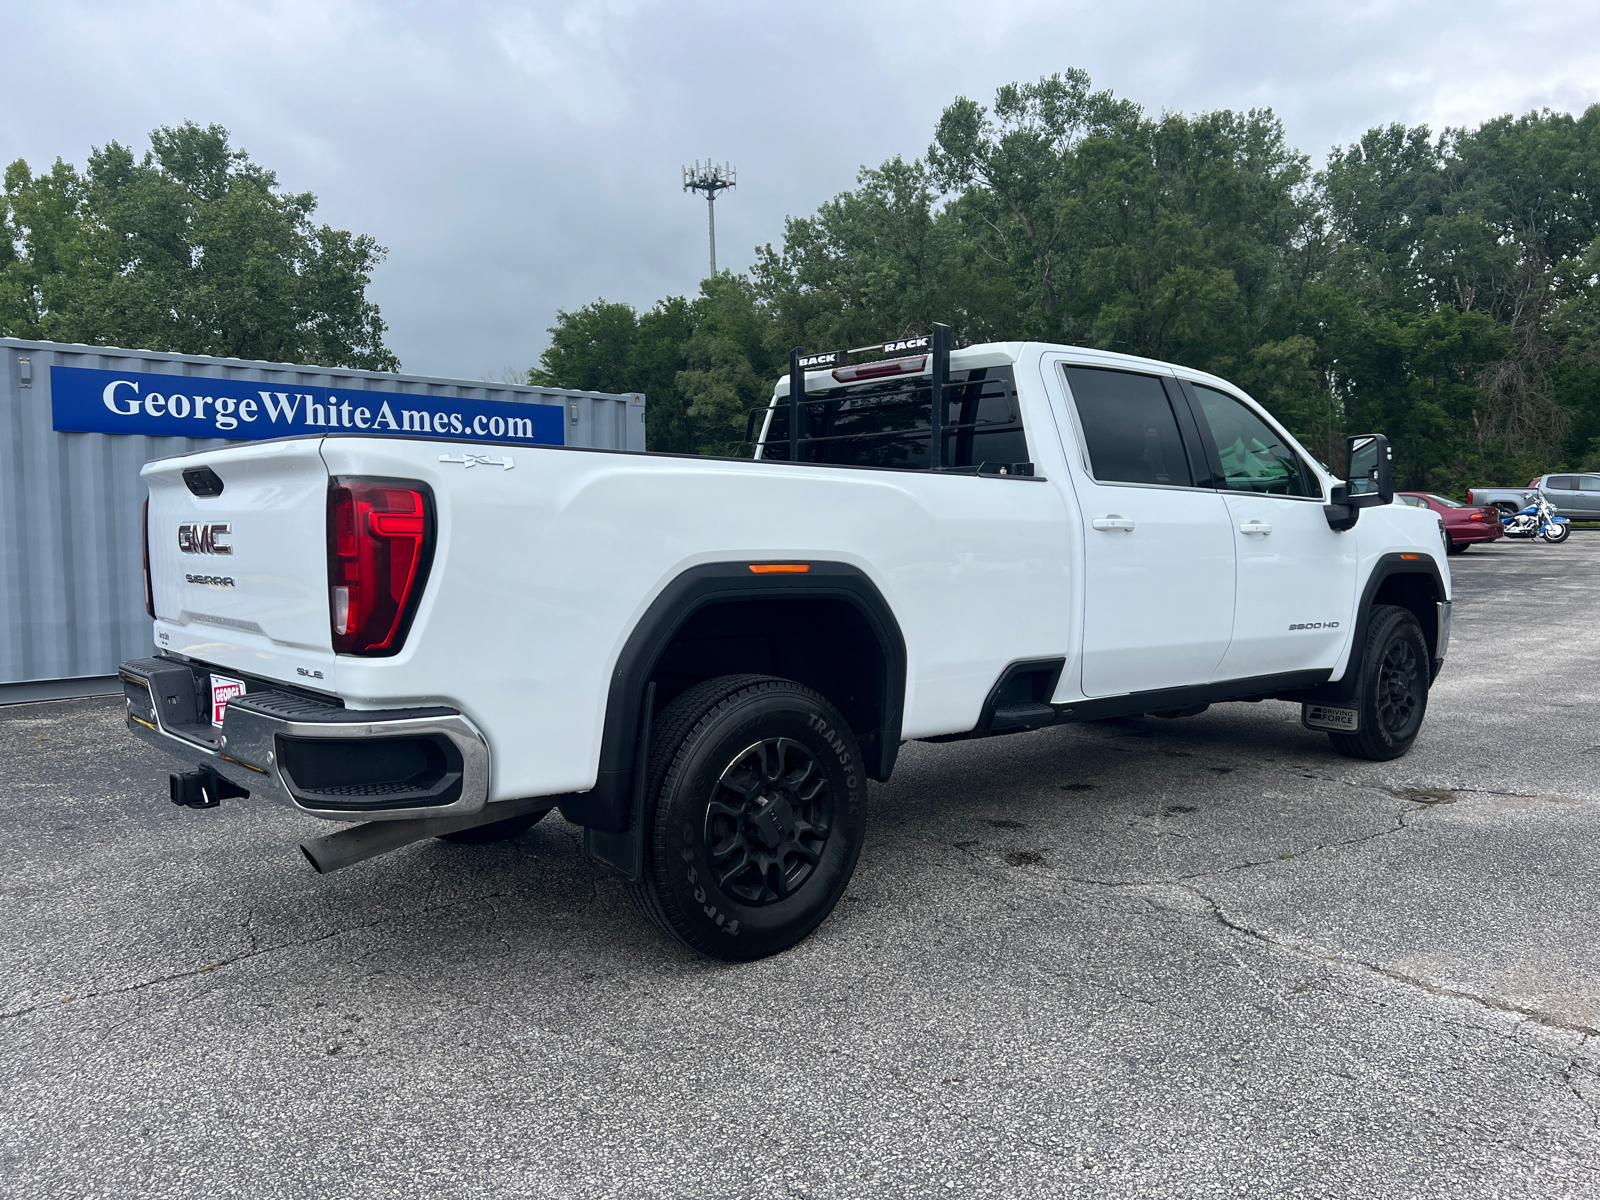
527, 296, 699, 452
534, 72, 1600, 491
0, 121, 398, 370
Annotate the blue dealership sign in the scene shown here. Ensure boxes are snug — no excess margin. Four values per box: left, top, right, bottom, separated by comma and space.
49, 365, 565, 446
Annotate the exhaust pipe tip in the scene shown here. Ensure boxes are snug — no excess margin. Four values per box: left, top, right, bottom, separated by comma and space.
296, 795, 555, 874
298, 841, 329, 874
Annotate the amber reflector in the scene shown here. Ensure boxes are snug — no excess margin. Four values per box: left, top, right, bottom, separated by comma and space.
748, 563, 811, 574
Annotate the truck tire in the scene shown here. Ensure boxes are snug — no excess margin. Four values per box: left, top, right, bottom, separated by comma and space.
627, 674, 867, 961
1327, 605, 1429, 762
437, 808, 550, 844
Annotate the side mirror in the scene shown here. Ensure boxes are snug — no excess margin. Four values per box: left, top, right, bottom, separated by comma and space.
1323, 433, 1394, 531
1344, 434, 1394, 506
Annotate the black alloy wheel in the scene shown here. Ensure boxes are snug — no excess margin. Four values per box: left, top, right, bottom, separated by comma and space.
1328, 604, 1430, 761
706, 738, 834, 905
1376, 636, 1421, 737
628, 674, 867, 961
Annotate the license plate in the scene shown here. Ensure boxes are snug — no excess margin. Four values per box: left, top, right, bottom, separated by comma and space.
210, 674, 246, 726
1302, 703, 1358, 732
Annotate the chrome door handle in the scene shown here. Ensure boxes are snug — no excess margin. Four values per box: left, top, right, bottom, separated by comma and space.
1239, 520, 1272, 535
1093, 516, 1136, 532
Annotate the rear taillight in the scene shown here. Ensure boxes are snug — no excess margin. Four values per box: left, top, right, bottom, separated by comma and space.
142, 497, 156, 618
1469, 511, 1486, 521
327, 479, 433, 655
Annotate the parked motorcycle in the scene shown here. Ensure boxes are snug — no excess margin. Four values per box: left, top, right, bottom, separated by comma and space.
1502, 494, 1571, 543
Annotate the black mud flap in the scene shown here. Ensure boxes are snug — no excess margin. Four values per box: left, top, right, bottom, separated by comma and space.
581, 682, 654, 884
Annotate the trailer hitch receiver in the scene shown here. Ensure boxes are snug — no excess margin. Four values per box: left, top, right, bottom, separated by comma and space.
170, 765, 250, 809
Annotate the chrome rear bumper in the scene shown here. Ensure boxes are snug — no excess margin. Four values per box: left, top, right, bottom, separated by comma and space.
120, 655, 490, 822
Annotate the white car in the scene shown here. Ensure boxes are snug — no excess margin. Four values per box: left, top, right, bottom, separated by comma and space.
122, 329, 1449, 959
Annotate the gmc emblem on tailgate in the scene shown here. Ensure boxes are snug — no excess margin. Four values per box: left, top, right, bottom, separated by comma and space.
178, 523, 232, 555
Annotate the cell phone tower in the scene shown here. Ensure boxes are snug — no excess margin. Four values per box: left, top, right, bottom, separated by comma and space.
682, 160, 736, 276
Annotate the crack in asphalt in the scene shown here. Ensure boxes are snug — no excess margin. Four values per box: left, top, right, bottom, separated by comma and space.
1016, 792, 1600, 1047
0, 889, 509, 1023
1172, 881, 1600, 1038
1561, 1035, 1600, 1129
1061, 870, 1600, 1042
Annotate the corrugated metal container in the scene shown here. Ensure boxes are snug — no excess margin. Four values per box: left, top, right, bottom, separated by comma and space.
1, 338, 646, 701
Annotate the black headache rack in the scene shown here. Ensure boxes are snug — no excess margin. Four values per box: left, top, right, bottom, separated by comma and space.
746, 323, 1035, 475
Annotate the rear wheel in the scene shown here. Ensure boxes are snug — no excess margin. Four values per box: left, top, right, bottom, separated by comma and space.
1446, 540, 1468, 555
437, 808, 550, 844
628, 674, 867, 961
1328, 605, 1429, 762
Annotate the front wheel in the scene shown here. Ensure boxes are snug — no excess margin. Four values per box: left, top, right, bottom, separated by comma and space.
1543, 522, 1571, 544
1327, 605, 1430, 762
628, 674, 867, 961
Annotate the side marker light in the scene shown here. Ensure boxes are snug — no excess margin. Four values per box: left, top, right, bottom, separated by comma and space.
748, 564, 810, 574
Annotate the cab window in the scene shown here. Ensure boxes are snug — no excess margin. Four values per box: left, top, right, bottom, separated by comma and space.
1063, 366, 1194, 487
1188, 385, 1315, 498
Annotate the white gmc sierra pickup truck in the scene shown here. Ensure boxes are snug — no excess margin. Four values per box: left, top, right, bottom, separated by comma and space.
122, 328, 1451, 960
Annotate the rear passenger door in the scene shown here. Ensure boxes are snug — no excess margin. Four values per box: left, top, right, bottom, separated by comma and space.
1182, 382, 1357, 680
1057, 364, 1236, 697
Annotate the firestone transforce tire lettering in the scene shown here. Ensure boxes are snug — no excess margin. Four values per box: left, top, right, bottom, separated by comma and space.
436, 808, 551, 844
627, 674, 867, 961
1327, 604, 1430, 762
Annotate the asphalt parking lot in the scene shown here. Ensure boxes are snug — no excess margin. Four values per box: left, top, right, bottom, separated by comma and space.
3, 535, 1599, 1200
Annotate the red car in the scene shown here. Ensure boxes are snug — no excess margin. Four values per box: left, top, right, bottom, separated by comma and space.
1398, 492, 1504, 554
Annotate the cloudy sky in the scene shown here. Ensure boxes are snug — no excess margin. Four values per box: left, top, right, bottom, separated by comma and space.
7, 0, 1599, 379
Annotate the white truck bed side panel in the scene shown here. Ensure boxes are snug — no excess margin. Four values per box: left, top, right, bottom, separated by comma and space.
317, 439, 1076, 802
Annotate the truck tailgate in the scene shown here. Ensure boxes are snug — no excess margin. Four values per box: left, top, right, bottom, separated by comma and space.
144, 439, 335, 685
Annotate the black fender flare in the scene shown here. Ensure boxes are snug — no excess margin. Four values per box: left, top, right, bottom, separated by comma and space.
559, 560, 907, 833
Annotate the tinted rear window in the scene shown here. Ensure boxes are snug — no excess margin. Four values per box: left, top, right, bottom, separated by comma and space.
1063, 366, 1193, 487
762, 366, 1027, 470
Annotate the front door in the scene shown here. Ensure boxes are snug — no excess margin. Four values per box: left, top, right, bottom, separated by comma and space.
1057, 364, 1236, 697
1545, 475, 1582, 517
1182, 382, 1357, 679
